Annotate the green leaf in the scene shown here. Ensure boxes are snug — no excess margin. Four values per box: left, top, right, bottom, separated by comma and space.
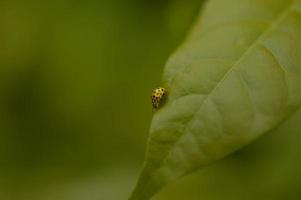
130, 0, 301, 199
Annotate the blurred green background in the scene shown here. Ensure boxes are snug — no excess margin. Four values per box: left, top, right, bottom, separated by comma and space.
0, 0, 301, 200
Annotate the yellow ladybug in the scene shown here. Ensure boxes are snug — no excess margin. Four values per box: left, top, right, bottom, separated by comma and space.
151, 87, 167, 109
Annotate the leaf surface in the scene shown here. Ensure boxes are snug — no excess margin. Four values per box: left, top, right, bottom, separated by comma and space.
130, 0, 301, 199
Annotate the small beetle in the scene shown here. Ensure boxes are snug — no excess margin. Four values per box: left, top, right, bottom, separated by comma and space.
151, 87, 167, 109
